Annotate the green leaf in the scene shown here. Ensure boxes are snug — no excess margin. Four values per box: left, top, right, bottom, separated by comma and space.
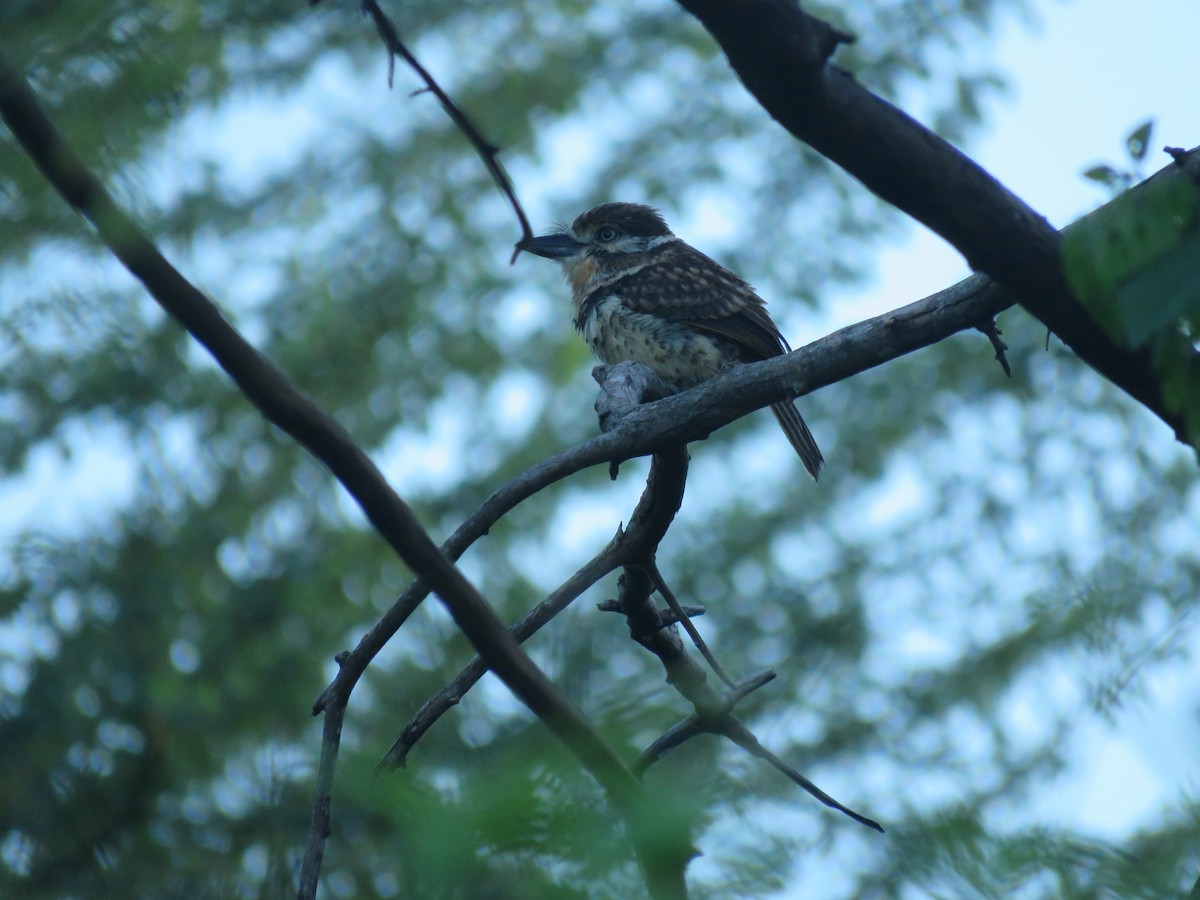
1113, 227, 1200, 345
1157, 340, 1200, 447
1126, 118, 1154, 163
1082, 164, 1122, 187
1063, 173, 1200, 342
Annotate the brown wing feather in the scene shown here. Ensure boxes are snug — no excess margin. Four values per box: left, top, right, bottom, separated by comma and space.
688, 307, 789, 360
607, 243, 788, 361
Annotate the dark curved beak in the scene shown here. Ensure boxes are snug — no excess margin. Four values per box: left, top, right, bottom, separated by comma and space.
516, 233, 584, 260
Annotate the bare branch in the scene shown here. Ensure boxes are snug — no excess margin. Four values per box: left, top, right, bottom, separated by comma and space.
633, 669, 774, 773
317, 272, 1015, 726
648, 563, 736, 689
382, 438, 691, 767
297, 684, 347, 897
602, 455, 881, 831
378, 535, 623, 771
717, 718, 884, 833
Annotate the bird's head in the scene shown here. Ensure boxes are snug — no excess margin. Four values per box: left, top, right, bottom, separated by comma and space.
517, 203, 676, 273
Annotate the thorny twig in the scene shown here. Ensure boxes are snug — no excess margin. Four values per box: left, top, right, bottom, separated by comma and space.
976, 319, 1012, 377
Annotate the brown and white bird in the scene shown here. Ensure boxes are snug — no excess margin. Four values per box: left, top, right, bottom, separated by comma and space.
518, 202, 824, 480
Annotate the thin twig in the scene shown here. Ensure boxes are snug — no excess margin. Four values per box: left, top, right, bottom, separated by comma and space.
718, 719, 884, 833
635, 717, 705, 775
381, 442, 690, 767
356, 0, 534, 254
601, 445, 882, 832
648, 563, 737, 689
297, 684, 348, 897
632, 669, 882, 833
633, 670, 774, 775
311, 439, 621, 715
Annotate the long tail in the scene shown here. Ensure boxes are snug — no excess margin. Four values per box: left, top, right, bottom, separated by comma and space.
770, 401, 825, 482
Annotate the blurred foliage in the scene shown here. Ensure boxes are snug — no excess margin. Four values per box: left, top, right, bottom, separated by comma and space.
1067, 120, 1200, 446
1, 1, 1199, 898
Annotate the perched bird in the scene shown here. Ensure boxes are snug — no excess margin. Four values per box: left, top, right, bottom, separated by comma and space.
518, 202, 824, 480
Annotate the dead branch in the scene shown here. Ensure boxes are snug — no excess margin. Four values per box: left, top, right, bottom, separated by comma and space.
313, 274, 1021, 726
609, 485, 882, 832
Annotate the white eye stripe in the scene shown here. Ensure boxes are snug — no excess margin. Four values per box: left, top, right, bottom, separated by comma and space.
641, 234, 677, 250
592, 234, 678, 254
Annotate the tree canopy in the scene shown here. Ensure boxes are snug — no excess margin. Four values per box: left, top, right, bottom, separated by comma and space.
2, 1, 1198, 897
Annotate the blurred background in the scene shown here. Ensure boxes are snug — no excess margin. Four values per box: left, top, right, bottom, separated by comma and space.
2, 1, 1198, 897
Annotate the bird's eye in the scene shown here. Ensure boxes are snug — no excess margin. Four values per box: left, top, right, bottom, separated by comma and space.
597, 225, 620, 242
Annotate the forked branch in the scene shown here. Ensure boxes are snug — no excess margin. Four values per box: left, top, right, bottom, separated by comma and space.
387, 369, 882, 831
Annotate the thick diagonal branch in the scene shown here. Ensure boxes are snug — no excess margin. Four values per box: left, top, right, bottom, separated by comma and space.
676, 0, 1199, 442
